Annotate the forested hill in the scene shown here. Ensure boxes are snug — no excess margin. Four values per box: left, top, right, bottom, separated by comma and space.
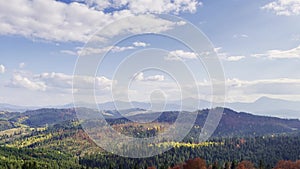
1, 107, 300, 137
1, 108, 300, 168
127, 107, 300, 137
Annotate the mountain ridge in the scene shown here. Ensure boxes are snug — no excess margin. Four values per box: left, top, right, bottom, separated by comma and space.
1, 107, 299, 137
1, 96, 300, 119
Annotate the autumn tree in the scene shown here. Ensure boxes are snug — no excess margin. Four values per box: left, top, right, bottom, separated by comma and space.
148, 167, 156, 169
273, 160, 300, 169
237, 161, 255, 169
170, 165, 182, 169
183, 158, 207, 169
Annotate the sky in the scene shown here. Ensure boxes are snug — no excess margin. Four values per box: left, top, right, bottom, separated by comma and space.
0, 0, 300, 106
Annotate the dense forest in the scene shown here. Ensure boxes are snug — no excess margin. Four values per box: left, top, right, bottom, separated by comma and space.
1, 133, 300, 169
78, 134, 300, 169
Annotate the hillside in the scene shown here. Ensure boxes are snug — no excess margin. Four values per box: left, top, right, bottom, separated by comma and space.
1, 107, 300, 168
130, 108, 300, 137
3, 107, 300, 138
1, 119, 300, 169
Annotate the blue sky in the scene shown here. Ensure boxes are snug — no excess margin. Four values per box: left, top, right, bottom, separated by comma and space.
0, 0, 300, 106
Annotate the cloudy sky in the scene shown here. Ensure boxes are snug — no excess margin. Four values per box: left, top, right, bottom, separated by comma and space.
0, 0, 300, 106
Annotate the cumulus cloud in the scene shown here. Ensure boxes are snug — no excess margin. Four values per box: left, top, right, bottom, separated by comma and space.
41, 72, 114, 92
252, 45, 300, 59
7, 72, 114, 92
133, 41, 150, 47
76, 47, 111, 56
128, 0, 201, 14
62, 41, 150, 56
0, 0, 199, 42
262, 0, 300, 16
76, 0, 112, 10
79, 0, 201, 14
165, 48, 245, 62
166, 50, 198, 61
145, 75, 165, 81
112, 46, 135, 52
8, 71, 300, 103
0, 0, 115, 42
0, 64, 5, 74
214, 47, 246, 61
9, 74, 47, 91
133, 72, 164, 82
94, 14, 183, 42
226, 55, 245, 61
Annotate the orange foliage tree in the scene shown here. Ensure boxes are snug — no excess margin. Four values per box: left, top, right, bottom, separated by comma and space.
273, 160, 300, 169
183, 158, 207, 169
237, 161, 255, 169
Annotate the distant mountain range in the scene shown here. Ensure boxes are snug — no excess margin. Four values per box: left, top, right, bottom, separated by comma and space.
225, 96, 300, 119
0, 96, 300, 119
0, 103, 38, 112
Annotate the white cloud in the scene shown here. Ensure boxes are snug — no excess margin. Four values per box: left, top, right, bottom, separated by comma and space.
233, 34, 249, 38
130, 0, 201, 14
176, 20, 187, 26
226, 55, 245, 61
133, 72, 164, 82
19, 62, 25, 69
60, 50, 77, 56
0, 64, 5, 74
62, 41, 150, 56
166, 50, 198, 61
76, 47, 111, 56
145, 75, 165, 81
192, 78, 300, 102
0, 0, 199, 42
9, 74, 47, 91
226, 78, 300, 96
76, 0, 112, 10
95, 14, 182, 42
117, 77, 300, 103
165, 48, 245, 62
37, 72, 73, 89
7, 72, 114, 92
0, 0, 116, 42
80, 45, 135, 55
112, 46, 135, 52
6, 71, 300, 103
262, 0, 300, 16
190, 77, 300, 102
252, 45, 300, 59
62, 45, 136, 56
80, 0, 201, 14
39, 72, 114, 92
213, 47, 222, 53
133, 41, 150, 47
214, 47, 246, 61
133, 72, 144, 81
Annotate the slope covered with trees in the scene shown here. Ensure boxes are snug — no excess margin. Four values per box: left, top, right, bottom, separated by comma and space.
0, 108, 299, 168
